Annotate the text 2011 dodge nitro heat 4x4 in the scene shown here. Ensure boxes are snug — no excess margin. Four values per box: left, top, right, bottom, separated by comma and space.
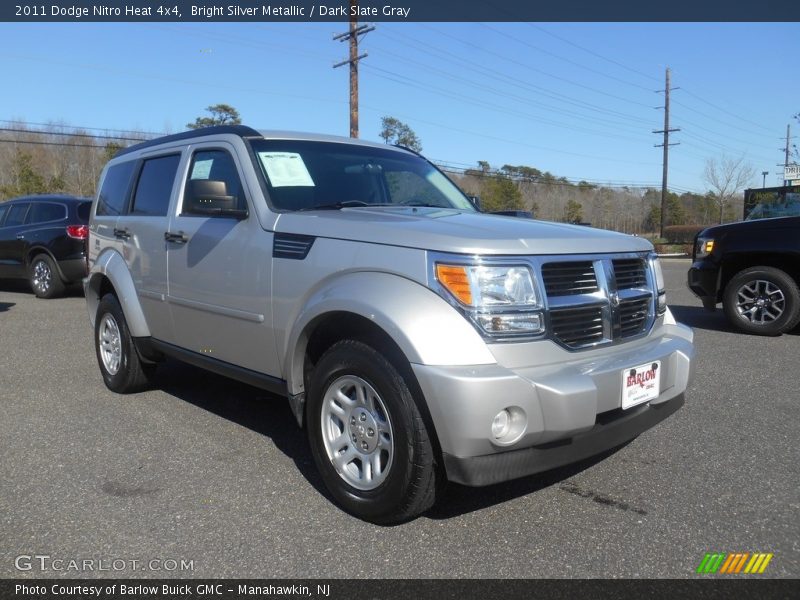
84, 126, 695, 523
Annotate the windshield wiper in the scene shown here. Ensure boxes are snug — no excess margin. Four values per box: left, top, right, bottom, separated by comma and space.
297, 200, 370, 211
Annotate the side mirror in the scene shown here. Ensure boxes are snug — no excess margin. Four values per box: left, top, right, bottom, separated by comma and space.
183, 180, 247, 219
467, 195, 481, 210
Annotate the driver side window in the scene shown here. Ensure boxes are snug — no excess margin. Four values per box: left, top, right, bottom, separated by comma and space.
183, 149, 246, 214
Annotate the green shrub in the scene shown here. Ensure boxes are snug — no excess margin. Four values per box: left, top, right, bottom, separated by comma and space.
663, 225, 705, 244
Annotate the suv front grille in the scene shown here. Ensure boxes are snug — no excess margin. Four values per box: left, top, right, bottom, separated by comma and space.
541, 261, 598, 296
550, 306, 605, 348
542, 254, 655, 350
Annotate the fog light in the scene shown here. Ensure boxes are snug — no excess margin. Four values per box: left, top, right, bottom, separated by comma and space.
491, 409, 511, 439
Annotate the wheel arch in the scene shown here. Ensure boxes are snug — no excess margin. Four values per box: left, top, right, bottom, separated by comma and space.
299, 311, 446, 474
25, 247, 67, 282
85, 249, 150, 337
719, 253, 800, 302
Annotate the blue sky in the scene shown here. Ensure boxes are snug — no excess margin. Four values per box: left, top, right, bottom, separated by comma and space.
0, 22, 797, 192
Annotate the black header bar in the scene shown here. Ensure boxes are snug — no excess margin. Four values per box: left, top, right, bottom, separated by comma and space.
3, 0, 799, 22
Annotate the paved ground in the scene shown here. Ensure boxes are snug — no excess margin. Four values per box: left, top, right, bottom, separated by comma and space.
0, 259, 797, 579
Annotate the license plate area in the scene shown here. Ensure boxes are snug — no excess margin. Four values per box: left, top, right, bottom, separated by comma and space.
621, 360, 661, 409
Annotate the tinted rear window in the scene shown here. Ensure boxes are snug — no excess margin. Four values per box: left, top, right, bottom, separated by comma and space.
28, 202, 66, 224
131, 154, 181, 217
97, 161, 136, 216
77, 202, 91, 222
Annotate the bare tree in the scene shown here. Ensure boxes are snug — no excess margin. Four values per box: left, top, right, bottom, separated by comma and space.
703, 155, 756, 223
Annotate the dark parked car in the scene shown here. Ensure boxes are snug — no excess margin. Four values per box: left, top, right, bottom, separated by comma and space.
688, 216, 800, 335
0, 195, 91, 298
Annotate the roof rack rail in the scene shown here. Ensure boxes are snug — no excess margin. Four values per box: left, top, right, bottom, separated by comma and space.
114, 125, 262, 158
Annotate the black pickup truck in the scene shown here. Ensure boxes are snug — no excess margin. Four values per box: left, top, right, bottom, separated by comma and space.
688, 216, 800, 335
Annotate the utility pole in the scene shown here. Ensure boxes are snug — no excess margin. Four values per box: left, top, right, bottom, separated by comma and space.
653, 67, 680, 239
777, 124, 797, 186
783, 124, 791, 185
333, 1, 374, 138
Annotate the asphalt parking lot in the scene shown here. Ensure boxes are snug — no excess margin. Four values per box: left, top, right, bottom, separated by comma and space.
0, 259, 798, 579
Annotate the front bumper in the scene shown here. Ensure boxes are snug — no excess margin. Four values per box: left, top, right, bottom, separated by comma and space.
411, 320, 695, 486
687, 260, 720, 309
444, 393, 684, 486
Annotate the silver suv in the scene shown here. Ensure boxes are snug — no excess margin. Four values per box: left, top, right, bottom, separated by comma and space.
85, 126, 695, 523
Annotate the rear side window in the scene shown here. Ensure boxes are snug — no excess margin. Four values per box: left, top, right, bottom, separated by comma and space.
27, 202, 66, 224
0, 204, 8, 226
97, 161, 136, 216
5, 203, 29, 226
131, 154, 180, 217
77, 202, 91, 222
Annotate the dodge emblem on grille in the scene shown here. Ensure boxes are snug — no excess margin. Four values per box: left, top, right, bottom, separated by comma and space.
610, 292, 620, 306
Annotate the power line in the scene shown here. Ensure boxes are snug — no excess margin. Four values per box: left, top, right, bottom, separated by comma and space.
526, 24, 661, 83
418, 23, 656, 110
478, 23, 655, 93
0, 127, 148, 143
362, 65, 654, 144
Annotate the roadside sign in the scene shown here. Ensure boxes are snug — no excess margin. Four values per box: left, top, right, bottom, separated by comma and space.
785, 164, 800, 180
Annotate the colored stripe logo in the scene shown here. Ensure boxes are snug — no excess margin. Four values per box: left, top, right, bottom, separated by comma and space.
696, 552, 773, 574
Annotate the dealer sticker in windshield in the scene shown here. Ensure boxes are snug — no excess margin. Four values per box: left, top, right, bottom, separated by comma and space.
258, 152, 315, 187
621, 360, 660, 409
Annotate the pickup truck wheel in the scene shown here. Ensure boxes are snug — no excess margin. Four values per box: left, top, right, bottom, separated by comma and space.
723, 267, 800, 335
29, 254, 65, 299
95, 294, 153, 393
307, 340, 439, 524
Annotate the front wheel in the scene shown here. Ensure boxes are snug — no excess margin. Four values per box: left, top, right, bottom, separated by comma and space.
722, 266, 800, 335
306, 340, 440, 524
95, 294, 154, 393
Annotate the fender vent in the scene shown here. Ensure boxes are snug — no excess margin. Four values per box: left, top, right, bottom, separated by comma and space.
273, 233, 315, 260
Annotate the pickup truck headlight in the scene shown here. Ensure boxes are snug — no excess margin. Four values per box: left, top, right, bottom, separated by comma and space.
695, 237, 714, 258
435, 262, 545, 338
649, 254, 667, 315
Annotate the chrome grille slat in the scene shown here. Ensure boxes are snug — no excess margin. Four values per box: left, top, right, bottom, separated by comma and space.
612, 258, 647, 289
549, 305, 605, 347
541, 261, 598, 296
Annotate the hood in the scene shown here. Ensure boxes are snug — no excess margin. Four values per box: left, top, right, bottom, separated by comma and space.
700, 215, 800, 238
274, 207, 653, 255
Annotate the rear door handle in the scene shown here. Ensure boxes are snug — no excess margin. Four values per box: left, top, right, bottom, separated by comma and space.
164, 231, 189, 244
113, 228, 131, 240
16, 234, 24, 240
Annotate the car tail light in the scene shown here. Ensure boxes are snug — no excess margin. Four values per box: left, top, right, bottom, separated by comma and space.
66, 225, 89, 240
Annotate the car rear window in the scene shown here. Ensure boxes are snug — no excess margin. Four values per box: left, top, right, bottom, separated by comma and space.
77, 201, 91, 222
27, 202, 66, 224
0, 204, 8, 226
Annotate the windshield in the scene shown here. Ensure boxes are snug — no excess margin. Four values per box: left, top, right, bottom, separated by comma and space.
250, 139, 475, 212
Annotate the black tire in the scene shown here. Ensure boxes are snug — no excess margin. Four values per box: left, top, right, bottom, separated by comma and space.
29, 254, 65, 299
306, 340, 440, 524
723, 266, 800, 335
94, 293, 154, 393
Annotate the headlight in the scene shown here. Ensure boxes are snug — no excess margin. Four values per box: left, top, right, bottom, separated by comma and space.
696, 237, 714, 258
649, 254, 667, 315
435, 262, 545, 338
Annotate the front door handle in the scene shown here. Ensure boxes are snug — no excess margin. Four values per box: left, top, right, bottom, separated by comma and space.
16, 234, 24, 240
113, 228, 131, 240
164, 231, 189, 244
